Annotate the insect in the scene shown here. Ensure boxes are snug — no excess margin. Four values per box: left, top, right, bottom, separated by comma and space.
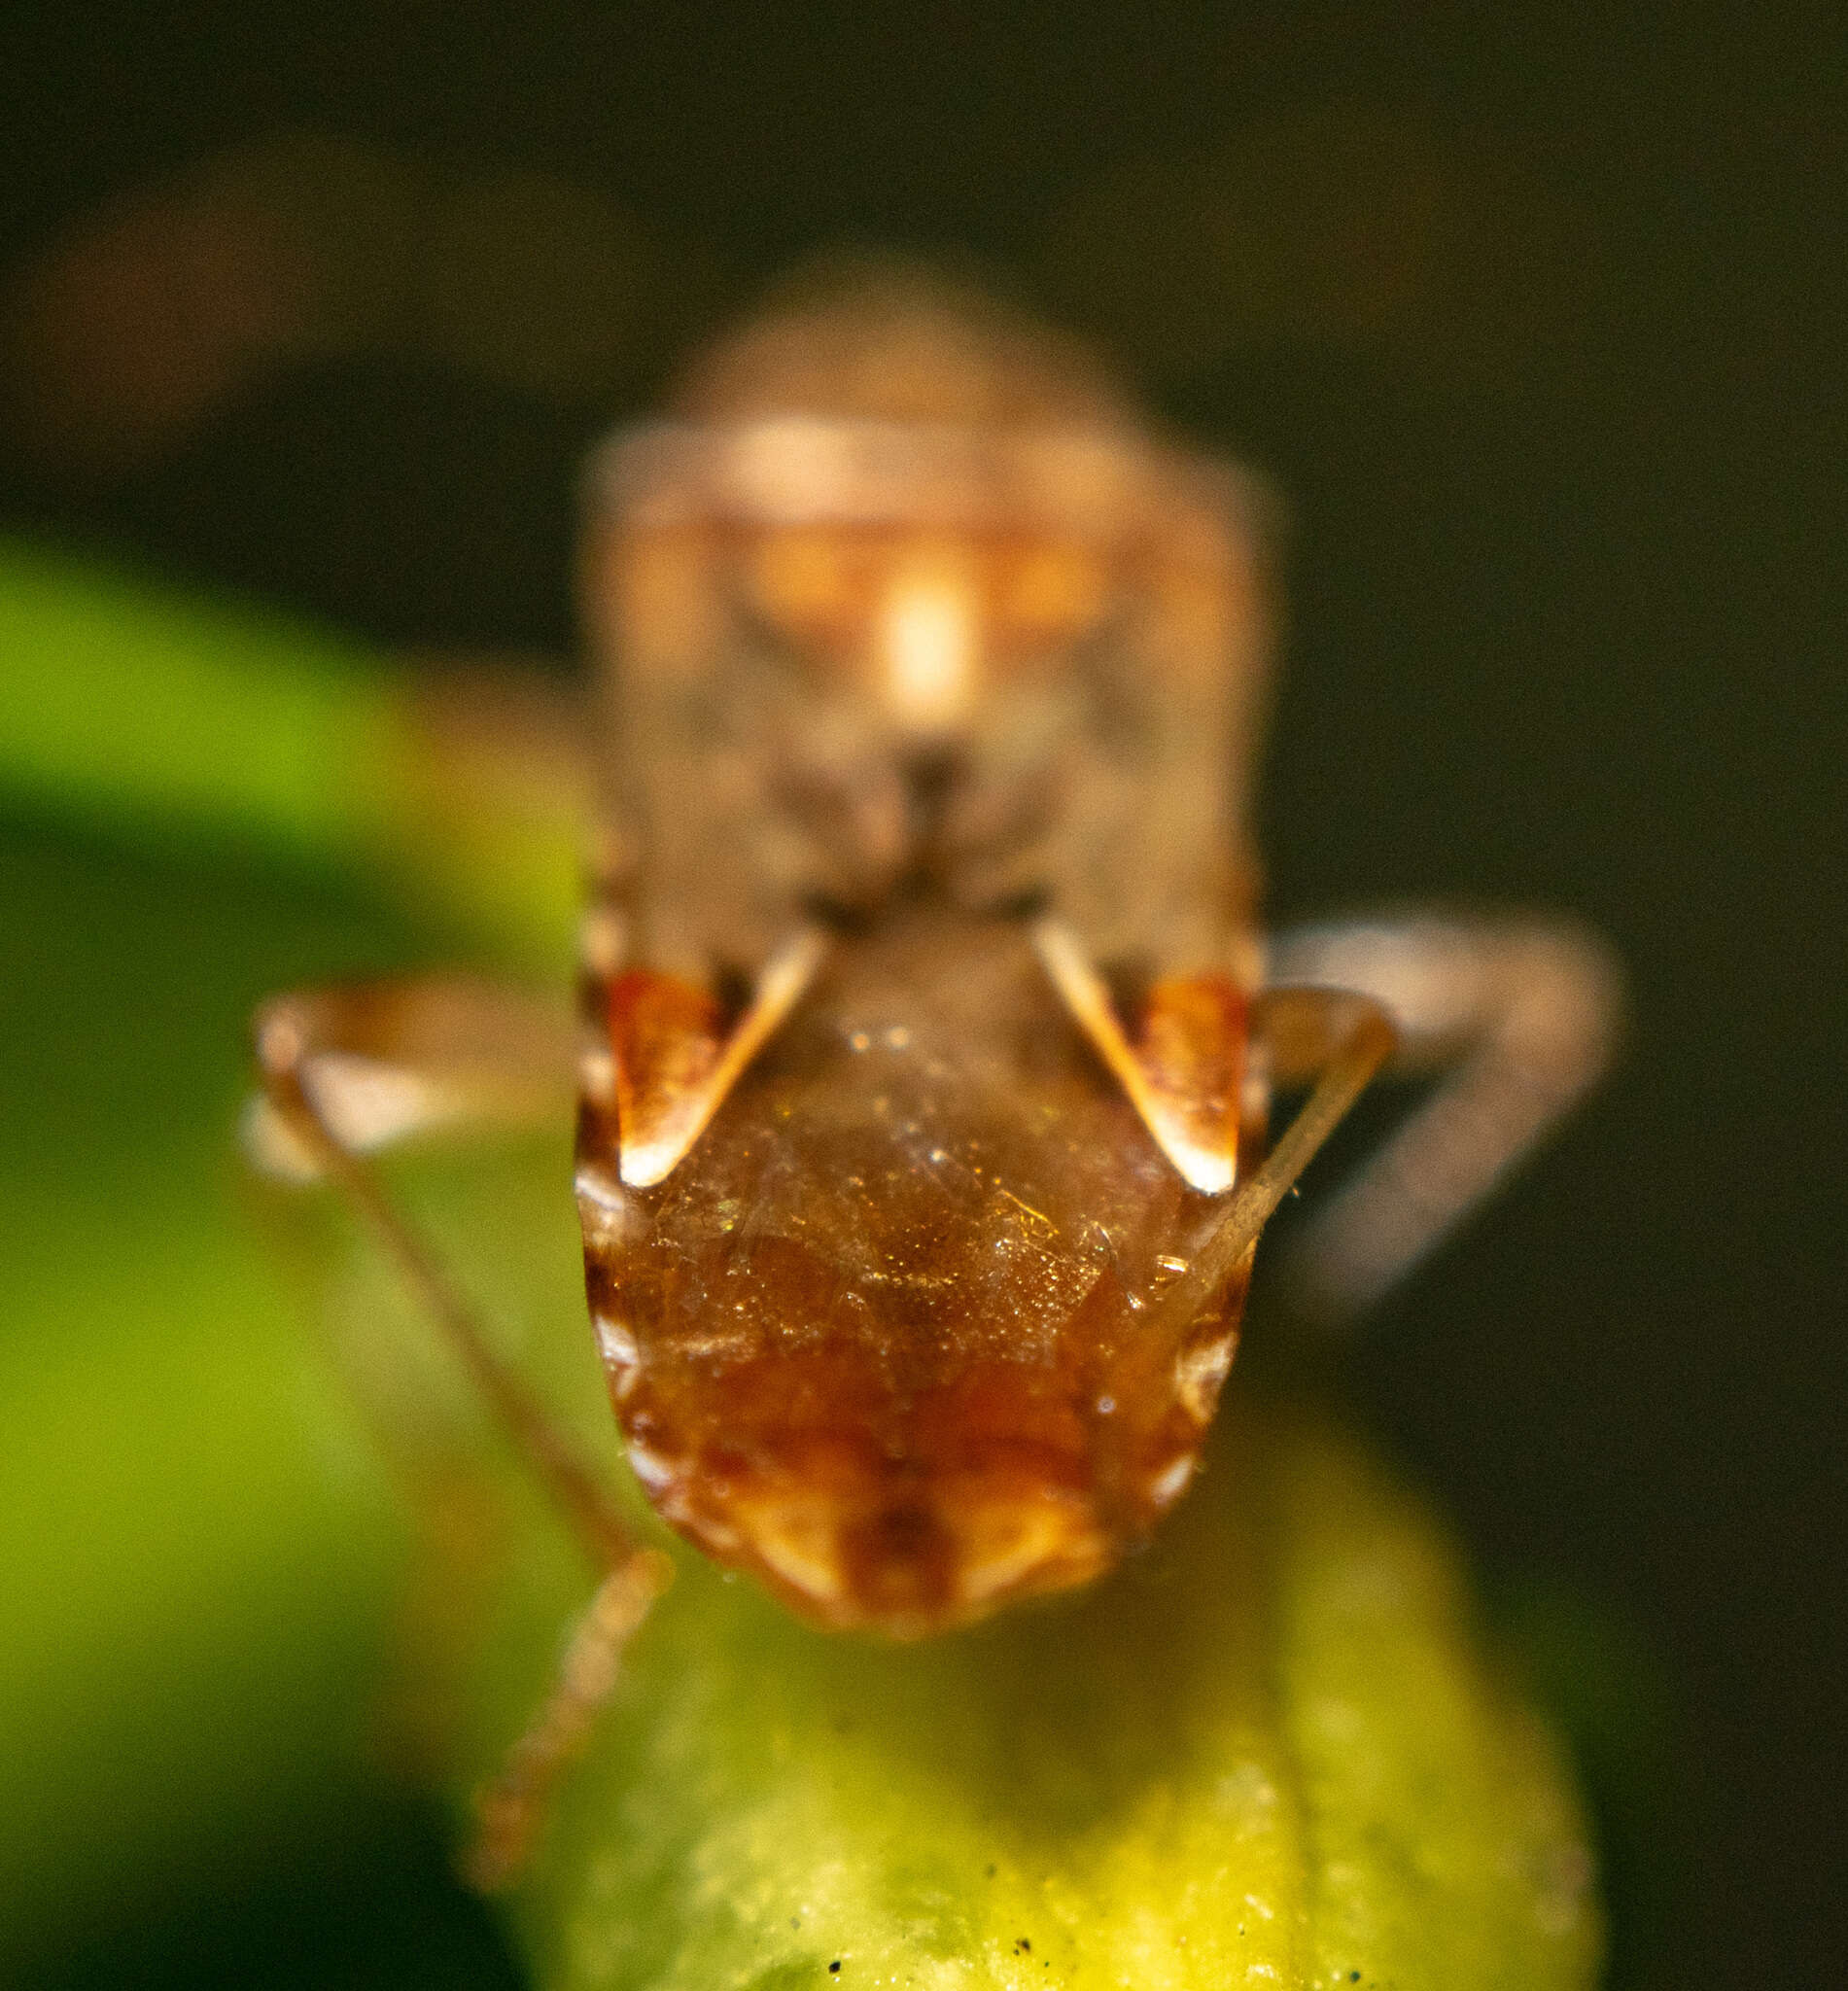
249, 264, 1619, 1886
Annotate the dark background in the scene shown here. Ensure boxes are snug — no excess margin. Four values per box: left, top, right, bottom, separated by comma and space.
2, 6, 1840, 1987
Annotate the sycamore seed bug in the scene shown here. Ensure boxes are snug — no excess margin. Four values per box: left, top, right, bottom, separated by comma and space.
252, 264, 1618, 1883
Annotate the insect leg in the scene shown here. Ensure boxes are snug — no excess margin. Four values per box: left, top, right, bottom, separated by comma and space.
1265, 912, 1622, 1326
245, 976, 578, 1179
255, 982, 672, 1882
1145, 988, 1396, 1339
464, 1550, 663, 1890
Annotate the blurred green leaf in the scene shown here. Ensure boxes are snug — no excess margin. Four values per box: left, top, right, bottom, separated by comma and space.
0, 539, 395, 860
0, 537, 582, 968
0, 825, 415, 1974
1494, 1583, 1681, 1991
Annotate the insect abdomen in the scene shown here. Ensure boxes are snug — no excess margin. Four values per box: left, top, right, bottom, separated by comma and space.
577, 909, 1248, 1635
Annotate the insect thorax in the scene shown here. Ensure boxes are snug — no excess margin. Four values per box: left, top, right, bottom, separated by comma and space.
579, 274, 1273, 991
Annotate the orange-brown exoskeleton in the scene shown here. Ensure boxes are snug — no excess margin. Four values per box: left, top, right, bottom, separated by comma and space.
250, 267, 1620, 1885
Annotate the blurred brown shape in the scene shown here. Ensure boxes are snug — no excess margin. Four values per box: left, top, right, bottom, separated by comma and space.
3, 159, 325, 476
2, 133, 704, 480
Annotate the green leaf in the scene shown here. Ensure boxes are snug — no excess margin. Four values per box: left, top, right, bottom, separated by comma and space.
0, 828, 419, 1975
456, 1392, 1600, 1989
0, 536, 581, 969
0, 539, 395, 858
